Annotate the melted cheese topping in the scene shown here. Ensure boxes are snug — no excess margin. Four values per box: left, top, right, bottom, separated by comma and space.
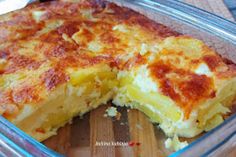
0, 0, 236, 145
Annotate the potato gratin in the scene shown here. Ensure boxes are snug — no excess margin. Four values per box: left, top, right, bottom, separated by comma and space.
0, 0, 236, 149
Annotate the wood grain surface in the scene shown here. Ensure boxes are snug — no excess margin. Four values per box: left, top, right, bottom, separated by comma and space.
43, 1, 236, 157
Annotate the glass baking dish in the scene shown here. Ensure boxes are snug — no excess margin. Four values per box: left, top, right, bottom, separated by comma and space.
0, 0, 236, 156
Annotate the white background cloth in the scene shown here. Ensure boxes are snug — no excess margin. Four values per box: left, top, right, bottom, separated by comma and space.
0, 0, 36, 15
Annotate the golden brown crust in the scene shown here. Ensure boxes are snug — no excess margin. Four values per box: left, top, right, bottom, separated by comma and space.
149, 60, 215, 118
0, 0, 235, 119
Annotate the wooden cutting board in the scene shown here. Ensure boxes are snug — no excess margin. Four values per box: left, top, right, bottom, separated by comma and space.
43, 1, 236, 157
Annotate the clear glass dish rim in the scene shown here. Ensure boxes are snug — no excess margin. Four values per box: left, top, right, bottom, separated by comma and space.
0, 0, 236, 156
128, 0, 236, 45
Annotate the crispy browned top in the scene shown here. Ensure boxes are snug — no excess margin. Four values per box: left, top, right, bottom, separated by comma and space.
0, 0, 235, 119
148, 37, 236, 118
149, 60, 215, 118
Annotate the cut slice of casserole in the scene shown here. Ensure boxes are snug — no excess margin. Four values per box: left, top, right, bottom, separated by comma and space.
114, 36, 236, 138
0, 0, 235, 145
